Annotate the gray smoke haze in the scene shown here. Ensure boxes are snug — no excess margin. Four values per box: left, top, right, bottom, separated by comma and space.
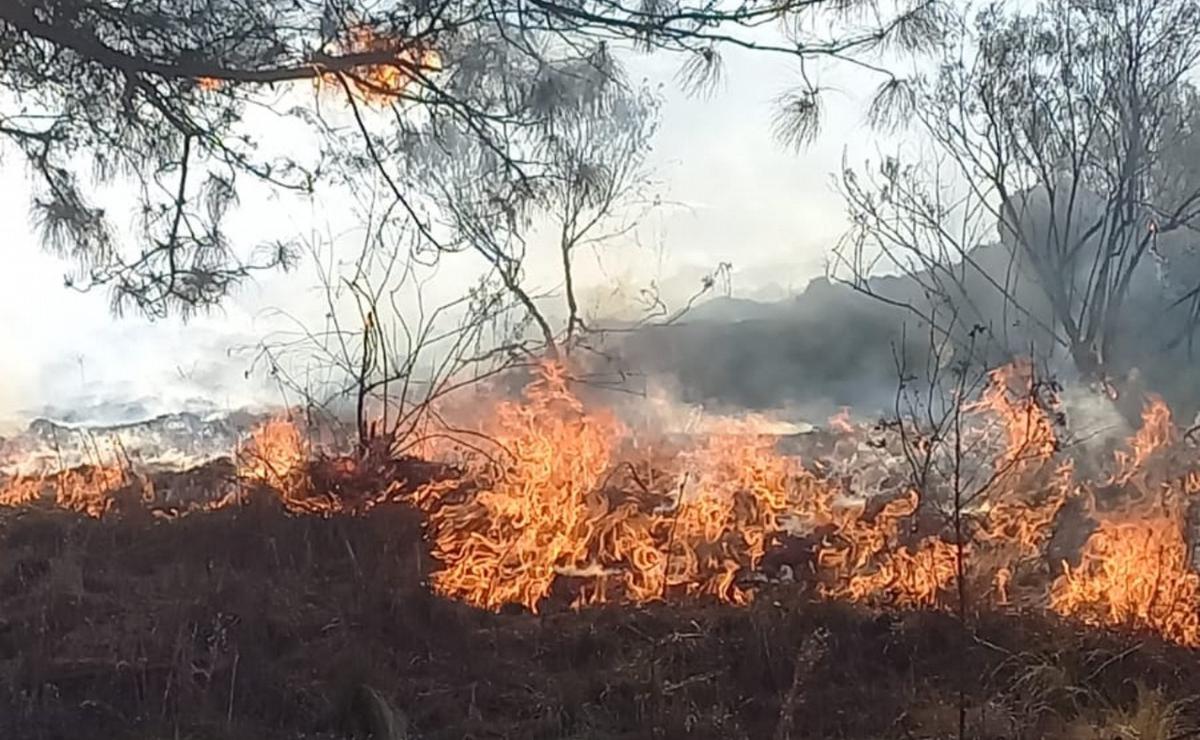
6, 37, 1195, 440
610, 186, 1200, 436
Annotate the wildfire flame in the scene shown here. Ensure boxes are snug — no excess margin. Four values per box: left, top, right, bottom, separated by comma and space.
318, 26, 441, 104
1051, 515, 1200, 646
1111, 396, 1176, 485
0, 465, 127, 518
191, 26, 440, 103
3, 360, 1200, 647
416, 363, 621, 612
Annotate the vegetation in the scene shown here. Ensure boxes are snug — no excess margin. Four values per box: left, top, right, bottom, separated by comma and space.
1, 0, 943, 318
835, 0, 1200, 417
2, 498, 1199, 739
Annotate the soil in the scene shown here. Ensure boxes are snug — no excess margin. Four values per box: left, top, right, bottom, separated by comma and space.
1, 495, 1198, 740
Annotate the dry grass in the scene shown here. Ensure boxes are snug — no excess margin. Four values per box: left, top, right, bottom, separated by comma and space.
1060, 683, 1199, 740
1, 496, 1198, 739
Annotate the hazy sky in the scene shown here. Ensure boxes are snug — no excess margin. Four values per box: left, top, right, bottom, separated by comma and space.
0, 40, 886, 426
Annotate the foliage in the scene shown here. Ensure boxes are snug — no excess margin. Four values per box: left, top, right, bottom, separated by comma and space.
0, 0, 945, 317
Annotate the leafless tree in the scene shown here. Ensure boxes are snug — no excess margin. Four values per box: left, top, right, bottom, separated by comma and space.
244, 203, 533, 456
834, 0, 1200, 419
379, 63, 663, 361
881, 314, 1063, 739
243, 66, 727, 456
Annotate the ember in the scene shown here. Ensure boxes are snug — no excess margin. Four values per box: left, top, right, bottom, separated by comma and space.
324, 25, 442, 102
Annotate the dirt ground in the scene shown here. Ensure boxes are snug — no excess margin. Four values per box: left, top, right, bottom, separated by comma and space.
2, 495, 1198, 740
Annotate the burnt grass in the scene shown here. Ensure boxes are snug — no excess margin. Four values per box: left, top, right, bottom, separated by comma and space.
1, 497, 1199, 740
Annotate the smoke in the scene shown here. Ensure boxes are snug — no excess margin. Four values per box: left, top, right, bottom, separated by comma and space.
1, 320, 279, 428
609, 272, 910, 423
609, 234, 1200, 430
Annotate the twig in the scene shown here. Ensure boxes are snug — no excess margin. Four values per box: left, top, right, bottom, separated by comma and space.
662, 670, 721, 694
971, 634, 1014, 657
226, 649, 240, 728
1083, 642, 1142, 685
345, 538, 362, 582
660, 472, 689, 600
773, 628, 830, 740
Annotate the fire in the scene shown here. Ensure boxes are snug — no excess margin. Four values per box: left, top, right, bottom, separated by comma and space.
236, 416, 364, 515
1051, 515, 1200, 646
0, 465, 127, 518
414, 364, 960, 612
828, 407, 854, 435
4, 359, 1200, 649
639, 416, 798, 604
192, 26, 440, 103
237, 416, 307, 486
417, 362, 621, 612
1111, 396, 1175, 485
1048, 397, 1200, 646
818, 490, 960, 609
966, 359, 1058, 468
318, 26, 441, 104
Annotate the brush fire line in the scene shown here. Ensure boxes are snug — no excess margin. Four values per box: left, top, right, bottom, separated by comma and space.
2, 361, 1200, 646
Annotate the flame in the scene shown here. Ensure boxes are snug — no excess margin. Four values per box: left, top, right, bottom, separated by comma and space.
318, 26, 441, 104
828, 407, 854, 435
0, 465, 127, 518
818, 490, 960, 608
1051, 515, 1200, 646
405, 360, 1082, 615
966, 359, 1058, 468
236, 416, 345, 515
193, 27, 440, 103
642, 416, 798, 604
418, 362, 621, 612
5, 360, 1200, 648
237, 417, 307, 486
414, 364, 960, 613
1111, 396, 1175, 485
411, 361, 1197, 629
1048, 396, 1200, 645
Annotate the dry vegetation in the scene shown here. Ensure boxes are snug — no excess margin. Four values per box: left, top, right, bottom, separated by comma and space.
3, 361, 1200, 739
2, 497, 1200, 740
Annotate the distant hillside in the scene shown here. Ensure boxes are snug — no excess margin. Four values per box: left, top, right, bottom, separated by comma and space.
616, 238, 1200, 418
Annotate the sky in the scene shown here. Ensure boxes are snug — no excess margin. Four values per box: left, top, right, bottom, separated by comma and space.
0, 38, 889, 428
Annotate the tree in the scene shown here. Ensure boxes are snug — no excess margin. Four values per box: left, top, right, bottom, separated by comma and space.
882, 320, 1062, 739
390, 60, 662, 359
247, 69, 664, 456
834, 0, 1200, 419
1, 0, 946, 318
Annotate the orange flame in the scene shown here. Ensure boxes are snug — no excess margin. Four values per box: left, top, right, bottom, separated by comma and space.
0, 465, 127, 518
237, 417, 307, 486
966, 360, 1058, 468
1111, 396, 1175, 485
4, 360, 1200, 649
1051, 515, 1200, 646
419, 362, 621, 612
318, 26, 441, 104
414, 364, 961, 613
236, 416, 351, 515
194, 27, 440, 103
